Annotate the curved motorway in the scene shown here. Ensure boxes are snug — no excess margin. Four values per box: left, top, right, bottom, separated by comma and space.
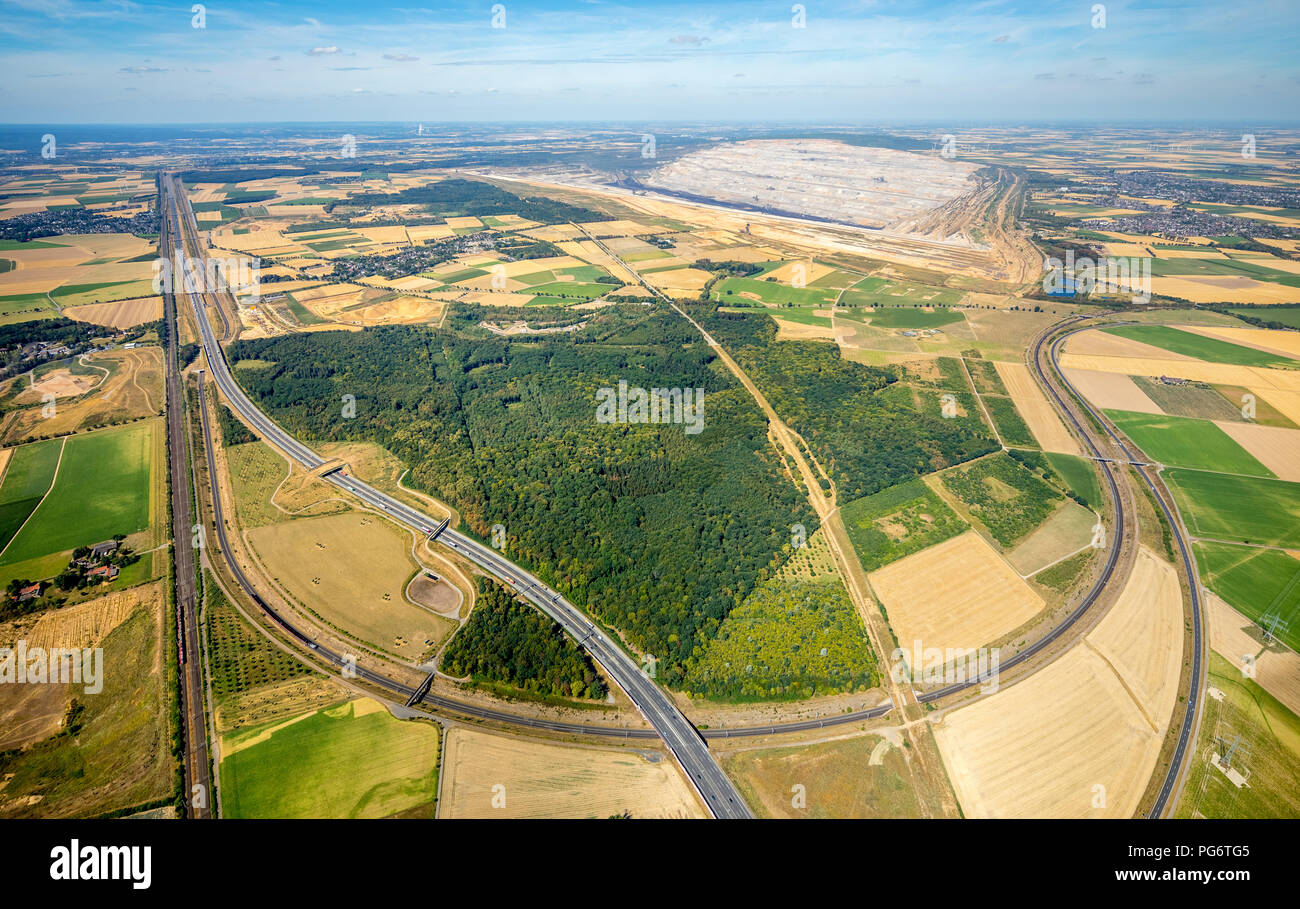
165, 174, 1201, 819
165, 176, 760, 818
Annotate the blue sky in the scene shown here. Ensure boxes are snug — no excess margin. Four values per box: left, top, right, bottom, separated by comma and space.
2, 0, 1297, 123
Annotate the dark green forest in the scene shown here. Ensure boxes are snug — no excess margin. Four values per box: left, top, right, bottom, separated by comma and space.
227, 305, 813, 686
346, 178, 612, 225
441, 580, 606, 700
693, 308, 999, 501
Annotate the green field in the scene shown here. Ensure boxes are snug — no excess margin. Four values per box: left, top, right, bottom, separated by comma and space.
1166, 470, 1300, 548
1106, 410, 1273, 476
864, 307, 965, 330
0, 438, 63, 552
984, 394, 1038, 448
839, 276, 964, 308
220, 699, 439, 818
1103, 324, 1294, 368
768, 306, 832, 327
0, 421, 156, 565
940, 452, 1062, 548
1174, 653, 1300, 819
524, 281, 610, 300
840, 477, 968, 572
0, 239, 65, 250
283, 294, 325, 326
1045, 452, 1103, 510
0, 292, 59, 322
1196, 542, 1300, 653
1228, 307, 1300, 329
713, 276, 836, 307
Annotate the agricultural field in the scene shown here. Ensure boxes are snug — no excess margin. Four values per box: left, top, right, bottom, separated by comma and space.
1196, 543, 1300, 654
861, 306, 965, 330
0, 582, 172, 818
1102, 324, 1294, 368
1175, 653, 1300, 819
938, 452, 1063, 548
724, 733, 925, 818
994, 360, 1082, 455
0, 233, 157, 325
220, 699, 439, 819
870, 531, 1045, 656
1044, 452, 1103, 510
439, 727, 704, 819
1165, 469, 1300, 548
0, 420, 160, 567
0, 438, 62, 551
1105, 410, 1274, 476
839, 477, 967, 573
245, 510, 456, 661
203, 574, 331, 731
934, 548, 1181, 818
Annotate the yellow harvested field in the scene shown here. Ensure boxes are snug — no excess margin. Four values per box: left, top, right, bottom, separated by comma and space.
765, 260, 836, 285
1102, 242, 1155, 258
64, 296, 163, 329
583, 219, 658, 236
936, 646, 1160, 818
642, 267, 713, 293
1255, 389, 1300, 426
1153, 248, 1230, 259
440, 728, 705, 819
406, 224, 455, 243
523, 224, 583, 242
28, 582, 162, 651
935, 548, 1181, 818
1150, 275, 1299, 305
246, 511, 452, 661
1084, 548, 1183, 725
1205, 593, 1300, 716
1214, 422, 1300, 481
1206, 592, 1263, 667
1058, 354, 1300, 395
993, 360, 1082, 455
0, 448, 11, 483
1183, 325, 1300, 360
1254, 649, 1300, 718
869, 531, 1045, 656
444, 216, 482, 229
459, 291, 537, 307
773, 316, 836, 342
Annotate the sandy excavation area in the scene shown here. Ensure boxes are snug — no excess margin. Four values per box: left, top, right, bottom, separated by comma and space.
439, 727, 705, 819
642, 140, 979, 229
934, 547, 1182, 818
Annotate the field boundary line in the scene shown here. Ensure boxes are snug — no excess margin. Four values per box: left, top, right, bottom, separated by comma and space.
0, 436, 66, 561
